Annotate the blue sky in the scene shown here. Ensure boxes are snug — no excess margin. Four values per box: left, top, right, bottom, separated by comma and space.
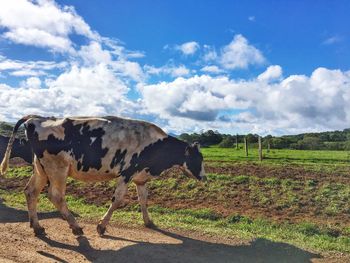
0, 0, 349, 135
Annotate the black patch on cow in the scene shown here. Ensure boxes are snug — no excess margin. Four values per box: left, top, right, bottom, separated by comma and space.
121, 136, 188, 182
110, 149, 127, 170
111, 196, 115, 202
0, 135, 33, 164
25, 119, 108, 172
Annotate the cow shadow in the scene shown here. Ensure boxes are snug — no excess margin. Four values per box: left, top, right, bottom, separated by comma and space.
37, 227, 322, 263
0, 200, 322, 262
0, 198, 78, 223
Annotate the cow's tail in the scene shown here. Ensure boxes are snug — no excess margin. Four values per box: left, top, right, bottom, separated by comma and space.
0, 116, 31, 176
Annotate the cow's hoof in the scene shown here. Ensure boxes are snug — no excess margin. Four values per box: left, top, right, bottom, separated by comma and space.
144, 221, 156, 229
72, 227, 84, 236
97, 224, 106, 236
34, 227, 46, 236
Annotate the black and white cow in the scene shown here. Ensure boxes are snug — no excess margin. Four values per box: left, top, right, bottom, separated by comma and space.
0, 115, 206, 236
0, 135, 32, 164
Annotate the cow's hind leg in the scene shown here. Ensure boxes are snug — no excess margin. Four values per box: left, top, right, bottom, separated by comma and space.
24, 158, 48, 235
136, 183, 154, 228
97, 177, 127, 235
46, 166, 83, 235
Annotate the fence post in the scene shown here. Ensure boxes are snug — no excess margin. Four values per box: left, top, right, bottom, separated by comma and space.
267, 140, 270, 153
236, 134, 239, 150
244, 137, 248, 157
258, 136, 263, 161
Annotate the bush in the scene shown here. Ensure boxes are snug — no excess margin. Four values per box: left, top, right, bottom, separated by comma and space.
218, 137, 235, 148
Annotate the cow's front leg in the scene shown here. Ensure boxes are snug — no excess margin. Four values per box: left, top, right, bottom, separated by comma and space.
136, 183, 154, 228
97, 177, 127, 235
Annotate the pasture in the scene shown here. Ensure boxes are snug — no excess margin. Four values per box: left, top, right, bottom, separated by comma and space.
0, 147, 349, 261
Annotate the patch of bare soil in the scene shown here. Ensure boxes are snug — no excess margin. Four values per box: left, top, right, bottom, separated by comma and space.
2, 163, 350, 228
0, 202, 346, 263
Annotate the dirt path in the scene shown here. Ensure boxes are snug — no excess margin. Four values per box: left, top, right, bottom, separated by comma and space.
0, 204, 347, 263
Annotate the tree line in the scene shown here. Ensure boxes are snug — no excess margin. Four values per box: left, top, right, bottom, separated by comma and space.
1, 121, 350, 151
179, 129, 350, 151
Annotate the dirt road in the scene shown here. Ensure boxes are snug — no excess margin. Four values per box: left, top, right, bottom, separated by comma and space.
0, 202, 346, 263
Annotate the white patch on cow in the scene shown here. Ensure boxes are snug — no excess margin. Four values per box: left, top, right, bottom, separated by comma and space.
90, 137, 97, 144
33, 118, 66, 141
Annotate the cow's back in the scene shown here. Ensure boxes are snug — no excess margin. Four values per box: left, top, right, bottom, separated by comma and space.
25, 116, 168, 178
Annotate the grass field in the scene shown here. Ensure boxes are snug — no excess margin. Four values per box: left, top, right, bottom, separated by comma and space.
0, 147, 350, 255
203, 146, 350, 166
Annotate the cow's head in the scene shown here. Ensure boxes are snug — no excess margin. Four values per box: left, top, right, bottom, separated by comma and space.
181, 142, 206, 181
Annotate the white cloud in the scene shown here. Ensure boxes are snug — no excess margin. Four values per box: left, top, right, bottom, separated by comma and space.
20, 77, 41, 89
248, 16, 255, 22
176, 41, 200, 55
257, 65, 282, 82
200, 65, 224, 74
0, 64, 135, 121
0, 0, 97, 53
322, 36, 342, 45
0, 56, 68, 76
144, 64, 190, 78
202, 45, 218, 62
220, 34, 265, 70
140, 67, 350, 134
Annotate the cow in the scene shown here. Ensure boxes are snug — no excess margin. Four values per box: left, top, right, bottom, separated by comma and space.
0, 135, 32, 164
0, 115, 206, 236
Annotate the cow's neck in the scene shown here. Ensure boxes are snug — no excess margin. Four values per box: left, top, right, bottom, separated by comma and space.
122, 136, 188, 181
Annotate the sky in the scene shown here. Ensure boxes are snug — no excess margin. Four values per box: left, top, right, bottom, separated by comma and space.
0, 0, 349, 135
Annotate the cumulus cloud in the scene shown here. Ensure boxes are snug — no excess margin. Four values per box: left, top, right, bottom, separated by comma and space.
219, 34, 265, 70
175, 41, 200, 55
0, 0, 97, 53
0, 0, 144, 121
257, 65, 282, 82
140, 67, 350, 134
200, 65, 224, 74
0, 64, 135, 121
20, 77, 42, 89
201, 35, 265, 71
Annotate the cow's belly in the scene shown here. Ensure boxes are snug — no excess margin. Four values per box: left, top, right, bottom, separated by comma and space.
39, 151, 118, 183
68, 157, 118, 182
69, 169, 116, 182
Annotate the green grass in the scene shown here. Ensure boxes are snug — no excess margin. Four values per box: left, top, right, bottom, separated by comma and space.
1, 189, 349, 254
2, 146, 350, 255
202, 146, 350, 169
6, 166, 33, 178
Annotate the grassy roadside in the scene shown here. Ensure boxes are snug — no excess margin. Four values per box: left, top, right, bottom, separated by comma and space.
1, 182, 350, 254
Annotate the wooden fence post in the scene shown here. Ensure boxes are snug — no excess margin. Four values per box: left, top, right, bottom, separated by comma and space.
236, 134, 239, 150
267, 141, 270, 153
258, 136, 263, 161
244, 137, 248, 157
